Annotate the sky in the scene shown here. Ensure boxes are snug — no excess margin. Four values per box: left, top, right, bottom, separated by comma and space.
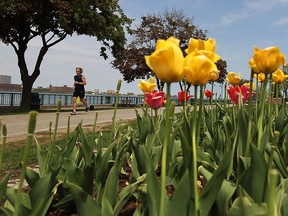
1, 0, 288, 97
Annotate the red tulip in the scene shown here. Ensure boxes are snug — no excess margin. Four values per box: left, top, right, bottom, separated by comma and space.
144, 90, 166, 110
178, 90, 193, 103
227, 85, 251, 105
204, 89, 213, 98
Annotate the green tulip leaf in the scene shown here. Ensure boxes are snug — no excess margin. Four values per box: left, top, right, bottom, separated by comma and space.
0, 207, 13, 215
103, 144, 128, 209
29, 172, 57, 216
113, 174, 146, 216
66, 181, 101, 215
228, 195, 267, 216
199, 147, 233, 216
239, 145, 267, 203
166, 170, 192, 216
5, 187, 31, 215
24, 166, 40, 188
0, 172, 10, 204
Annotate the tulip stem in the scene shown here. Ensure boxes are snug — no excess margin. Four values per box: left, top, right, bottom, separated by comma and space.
184, 79, 187, 119
275, 83, 279, 118
192, 85, 199, 216
209, 97, 213, 123
0, 124, 7, 171
197, 85, 204, 143
15, 111, 37, 216
111, 80, 122, 138
159, 82, 171, 216
255, 76, 259, 126
46, 100, 61, 170
246, 70, 254, 156
224, 82, 227, 109
257, 75, 268, 151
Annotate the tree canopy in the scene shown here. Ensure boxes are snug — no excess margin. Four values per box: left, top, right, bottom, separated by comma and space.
112, 8, 208, 85
214, 59, 228, 84
0, 0, 132, 111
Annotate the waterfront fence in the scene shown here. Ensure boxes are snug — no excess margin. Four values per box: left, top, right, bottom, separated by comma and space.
0, 91, 145, 107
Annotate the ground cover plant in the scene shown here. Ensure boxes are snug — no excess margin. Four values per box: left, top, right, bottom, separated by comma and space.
0, 37, 288, 216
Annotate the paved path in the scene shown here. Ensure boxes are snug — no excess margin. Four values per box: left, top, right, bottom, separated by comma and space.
0, 107, 182, 142
0, 108, 144, 141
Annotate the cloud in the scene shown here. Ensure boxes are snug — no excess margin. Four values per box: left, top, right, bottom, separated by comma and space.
217, 0, 288, 26
218, 12, 250, 25
245, 0, 288, 11
273, 17, 288, 25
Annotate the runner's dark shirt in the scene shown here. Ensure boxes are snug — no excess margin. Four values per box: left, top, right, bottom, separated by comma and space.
74, 75, 85, 92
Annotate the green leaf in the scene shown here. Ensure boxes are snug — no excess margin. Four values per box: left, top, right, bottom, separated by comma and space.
228, 194, 267, 216
135, 109, 151, 143
5, 187, 31, 215
265, 145, 288, 178
35, 141, 47, 176
0, 207, 13, 215
166, 170, 192, 216
52, 194, 74, 209
198, 147, 218, 172
204, 106, 213, 135
275, 104, 288, 133
199, 148, 233, 216
113, 174, 146, 216
276, 178, 288, 216
199, 166, 236, 216
237, 107, 249, 157
0, 172, 10, 204
141, 145, 160, 215
24, 166, 40, 188
78, 126, 93, 164
179, 125, 193, 173
62, 158, 94, 195
131, 140, 148, 175
95, 142, 114, 183
239, 145, 268, 203
29, 172, 57, 216
66, 182, 101, 216
102, 144, 128, 209
63, 127, 79, 157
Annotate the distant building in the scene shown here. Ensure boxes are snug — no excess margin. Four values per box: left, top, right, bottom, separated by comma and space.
126, 92, 135, 95
0, 75, 11, 84
0, 83, 22, 92
49, 85, 73, 93
106, 89, 115, 94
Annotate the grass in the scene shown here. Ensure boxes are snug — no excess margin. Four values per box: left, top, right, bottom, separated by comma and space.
0, 125, 113, 177
0, 117, 137, 178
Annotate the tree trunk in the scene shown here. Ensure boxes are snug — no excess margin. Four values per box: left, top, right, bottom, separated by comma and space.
17, 42, 47, 111
20, 78, 34, 112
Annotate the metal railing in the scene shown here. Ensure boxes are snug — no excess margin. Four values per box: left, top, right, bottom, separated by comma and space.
0, 91, 145, 107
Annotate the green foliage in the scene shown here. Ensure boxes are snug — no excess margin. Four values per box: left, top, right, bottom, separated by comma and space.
0, 82, 288, 215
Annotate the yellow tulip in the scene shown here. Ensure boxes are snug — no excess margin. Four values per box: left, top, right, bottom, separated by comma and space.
244, 82, 255, 90
210, 70, 220, 82
251, 46, 286, 74
185, 38, 221, 62
254, 73, 266, 82
183, 54, 219, 86
272, 68, 288, 83
138, 77, 157, 93
145, 36, 184, 83
226, 72, 241, 85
